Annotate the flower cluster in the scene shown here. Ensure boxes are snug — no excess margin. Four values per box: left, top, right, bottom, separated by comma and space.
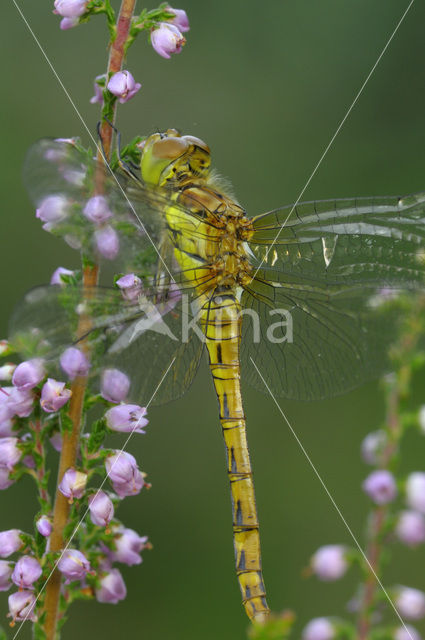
299, 397, 425, 639
0, 341, 150, 624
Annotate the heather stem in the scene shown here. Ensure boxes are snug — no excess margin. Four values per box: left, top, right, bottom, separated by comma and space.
357, 380, 401, 640
42, 2, 137, 637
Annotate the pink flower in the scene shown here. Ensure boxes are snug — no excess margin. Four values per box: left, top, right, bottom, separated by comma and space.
53, 0, 87, 17
105, 405, 148, 434
0, 419, 14, 438
0, 560, 12, 591
101, 369, 130, 403
0, 468, 13, 490
60, 347, 90, 380
35, 195, 69, 228
151, 23, 186, 59
302, 618, 335, 640
36, 516, 52, 538
396, 511, 425, 547
362, 470, 397, 504
7, 590, 36, 624
11, 556, 42, 590
105, 451, 144, 497
40, 379, 71, 413
361, 430, 387, 465
6, 387, 34, 418
107, 71, 141, 104
166, 6, 189, 32
57, 549, 90, 583
83, 195, 113, 224
59, 468, 87, 502
50, 267, 74, 285
311, 545, 348, 581
395, 586, 425, 620
0, 530, 23, 558
12, 359, 45, 390
111, 528, 148, 566
406, 473, 425, 513
96, 568, 126, 603
0, 438, 21, 470
90, 74, 105, 104
116, 273, 142, 302
60, 16, 79, 29
394, 625, 422, 640
94, 226, 119, 260
88, 491, 114, 528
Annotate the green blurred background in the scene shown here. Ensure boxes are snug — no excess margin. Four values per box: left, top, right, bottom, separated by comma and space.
1, 1, 425, 638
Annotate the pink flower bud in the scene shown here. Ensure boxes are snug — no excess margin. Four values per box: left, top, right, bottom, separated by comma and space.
105, 405, 148, 434
83, 195, 113, 224
40, 379, 72, 413
49, 432, 63, 452
311, 545, 348, 581
105, 451, 138, 484
406, 473, 425, 513
362, 470, 397, 504
0, 438, 21, 470
12, 359, 45, 390
0, 419, 14, 438
57, 549, 90, 583
94, 225, 119, 260
166, 6, 189, 32
11, 556, 42, 590
0, 364, 16, 381
0, 468, 14, 490
36, 516, 52, 538
60, 347, 90, 380
50, 267, 74, 285
395, 586, 425, 620
361, 430, 387, 465
60, 16, 79, 29
88, 491, 114, 528
35, 194, 69, 226
54, 0, 87, 17
394, 625, 422, 640
116, 273, 142, 302
396, 511, 425, 547
101, 369, 130, 403
302, 617, 335, 640
59, 468, 87, 502
107, 71, 141, 104
111, 528, 148, 566
0, 560, 12, 591
7, 590, 36, 624
113, 470, 144, 498
90, 75, 105, 104
6, 387, 34, 418
151, 23, 186, 59
0, 530, 23, 558
96, 568, 126, 603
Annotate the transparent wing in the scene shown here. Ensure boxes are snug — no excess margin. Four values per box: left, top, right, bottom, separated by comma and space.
9, 284, 205, 406
249, 195, 425, 282
241, 195, 425, 400
23, 138, 221, 285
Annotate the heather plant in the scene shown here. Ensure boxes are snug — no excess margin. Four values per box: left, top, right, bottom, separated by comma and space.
0, 2, 188, 638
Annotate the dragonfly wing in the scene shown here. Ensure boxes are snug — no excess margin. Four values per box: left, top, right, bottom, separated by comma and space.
249, 194, 425, 284
241, 194, 425, 400
10, 284, 205, 406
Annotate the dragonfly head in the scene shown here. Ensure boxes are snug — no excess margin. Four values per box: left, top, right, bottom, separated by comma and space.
140, 129, 211, 186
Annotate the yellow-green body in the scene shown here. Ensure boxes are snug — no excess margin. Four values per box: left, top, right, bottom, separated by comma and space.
141, 131, 270, 621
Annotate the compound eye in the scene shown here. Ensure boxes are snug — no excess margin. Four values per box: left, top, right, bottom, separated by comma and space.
182, 135, 210, 154
152, 136, 190, 160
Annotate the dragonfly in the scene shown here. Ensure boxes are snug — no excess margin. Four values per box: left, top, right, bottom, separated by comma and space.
10, 128, 425, 622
